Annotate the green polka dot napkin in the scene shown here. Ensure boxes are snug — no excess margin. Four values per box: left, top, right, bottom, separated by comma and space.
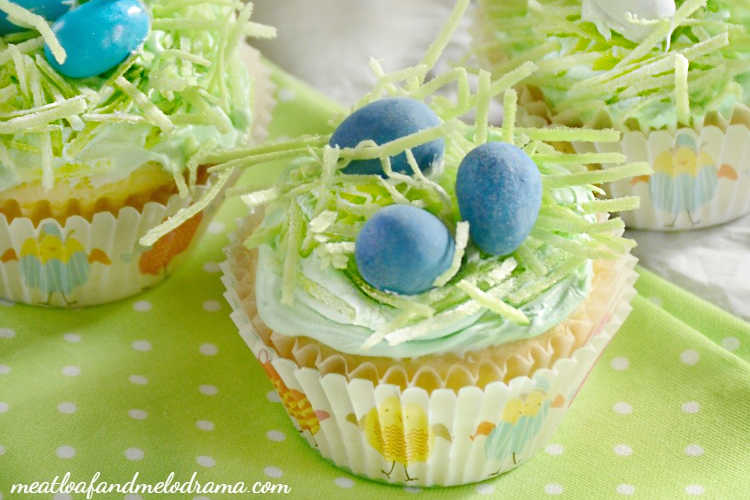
1, 68, 749, 500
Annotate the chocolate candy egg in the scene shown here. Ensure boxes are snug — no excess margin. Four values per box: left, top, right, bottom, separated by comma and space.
330, 97, 444, 176
456, 142, 542, 256
355, 204, 454, 295
0, 0, 70, 35
44, 0, 150, 78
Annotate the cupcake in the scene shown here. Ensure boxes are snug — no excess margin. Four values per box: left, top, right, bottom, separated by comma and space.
216, 0, 645, 487
0, 0, 275, 306
474, 0, 750, 230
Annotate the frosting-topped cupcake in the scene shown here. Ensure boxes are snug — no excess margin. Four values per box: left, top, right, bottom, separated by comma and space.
214, 0, 645, 485
476, 0, 750, 130
0, 0, 275, 306
475, 0, 750, 230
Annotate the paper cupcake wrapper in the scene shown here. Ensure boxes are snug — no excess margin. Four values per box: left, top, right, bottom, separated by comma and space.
221, 217, 638, 487
0, 179, 226, 307
574, 122, 750, 231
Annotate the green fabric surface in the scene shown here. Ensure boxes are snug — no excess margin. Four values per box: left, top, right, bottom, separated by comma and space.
1, 69, 749, 500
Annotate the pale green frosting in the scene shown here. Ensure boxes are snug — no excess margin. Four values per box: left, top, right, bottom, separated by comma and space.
246, 168, 599, 359
255, 244, 593, 359
0, 122, 243, 190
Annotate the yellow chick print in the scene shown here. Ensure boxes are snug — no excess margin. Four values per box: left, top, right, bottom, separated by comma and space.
471, 390, 565, 471
641, 133, 738, 226
500, 397, 525, 425
258, 350, 330, 447
521, 391, 546, 417
346, 396, 451, 481
1, 223, 111, 304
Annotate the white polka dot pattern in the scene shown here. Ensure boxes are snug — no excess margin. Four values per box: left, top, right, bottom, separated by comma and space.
545, 443, 564, 455
57, 402, 76, 414
682, 401, 701, 414
196, 420, 215, 431
685, 485, 705, 496
544, 483, 563, 495
56, 446, 75, 459
334, 477, 354, 489
129, 375, 148, 385
680, 350, 700, 365
264, 466, 283, 478
131, 340, 152, 352
199, 385, 218, 396
613, 402, 633, 414
685, 444, 704, 456
202, 300, 221, 312
61, 366, 80, 377
476, 484, 495, 495
63, 333, 81, 343
610, 357, 629, 371
616, 484, 635, 495
128, 409, 148, 420
722, 337, 740, 351
124, 448, 144, 461
266, 430, 286, 442
614, 444, 633, 456
132, 301, 152, 312
199, 343, 219, 356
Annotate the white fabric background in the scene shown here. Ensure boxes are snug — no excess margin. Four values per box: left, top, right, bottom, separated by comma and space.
252, 0, 750, 320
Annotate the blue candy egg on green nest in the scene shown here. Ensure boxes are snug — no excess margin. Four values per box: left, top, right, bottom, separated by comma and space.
0, 0, 70, 35
44, 0, 150, 79
355, 204, 454, 295
456, 142, 542, 256
331, 97, 444, 176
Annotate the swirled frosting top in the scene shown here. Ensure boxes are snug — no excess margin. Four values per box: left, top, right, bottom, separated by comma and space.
155, 0, 646, 358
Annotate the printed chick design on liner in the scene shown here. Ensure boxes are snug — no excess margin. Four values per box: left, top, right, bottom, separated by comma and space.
471, 389, 565, 473
1, 223, 110, 304
631, 133, 739, 226
258, 350, 330, 446
346, 397, 452, 481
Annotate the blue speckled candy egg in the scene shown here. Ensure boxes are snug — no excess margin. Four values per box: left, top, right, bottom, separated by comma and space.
44, 0, 150, 78
456, 142, 542, 256
331, 97, 444, 176
355, 204, 454, 295
0, 0, 70, 35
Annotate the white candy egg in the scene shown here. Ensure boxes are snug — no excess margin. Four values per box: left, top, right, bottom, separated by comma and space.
582, 0, 676, 43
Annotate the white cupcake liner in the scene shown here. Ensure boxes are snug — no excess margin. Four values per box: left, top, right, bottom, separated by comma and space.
0, 181, 224, 308
574, 123, 750, 231
221, 219, 638, 487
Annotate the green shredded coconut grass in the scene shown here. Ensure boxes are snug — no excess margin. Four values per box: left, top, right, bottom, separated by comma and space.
144, 0, 649, 349
475, 0, 750, 130
0, 0, 274, 193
